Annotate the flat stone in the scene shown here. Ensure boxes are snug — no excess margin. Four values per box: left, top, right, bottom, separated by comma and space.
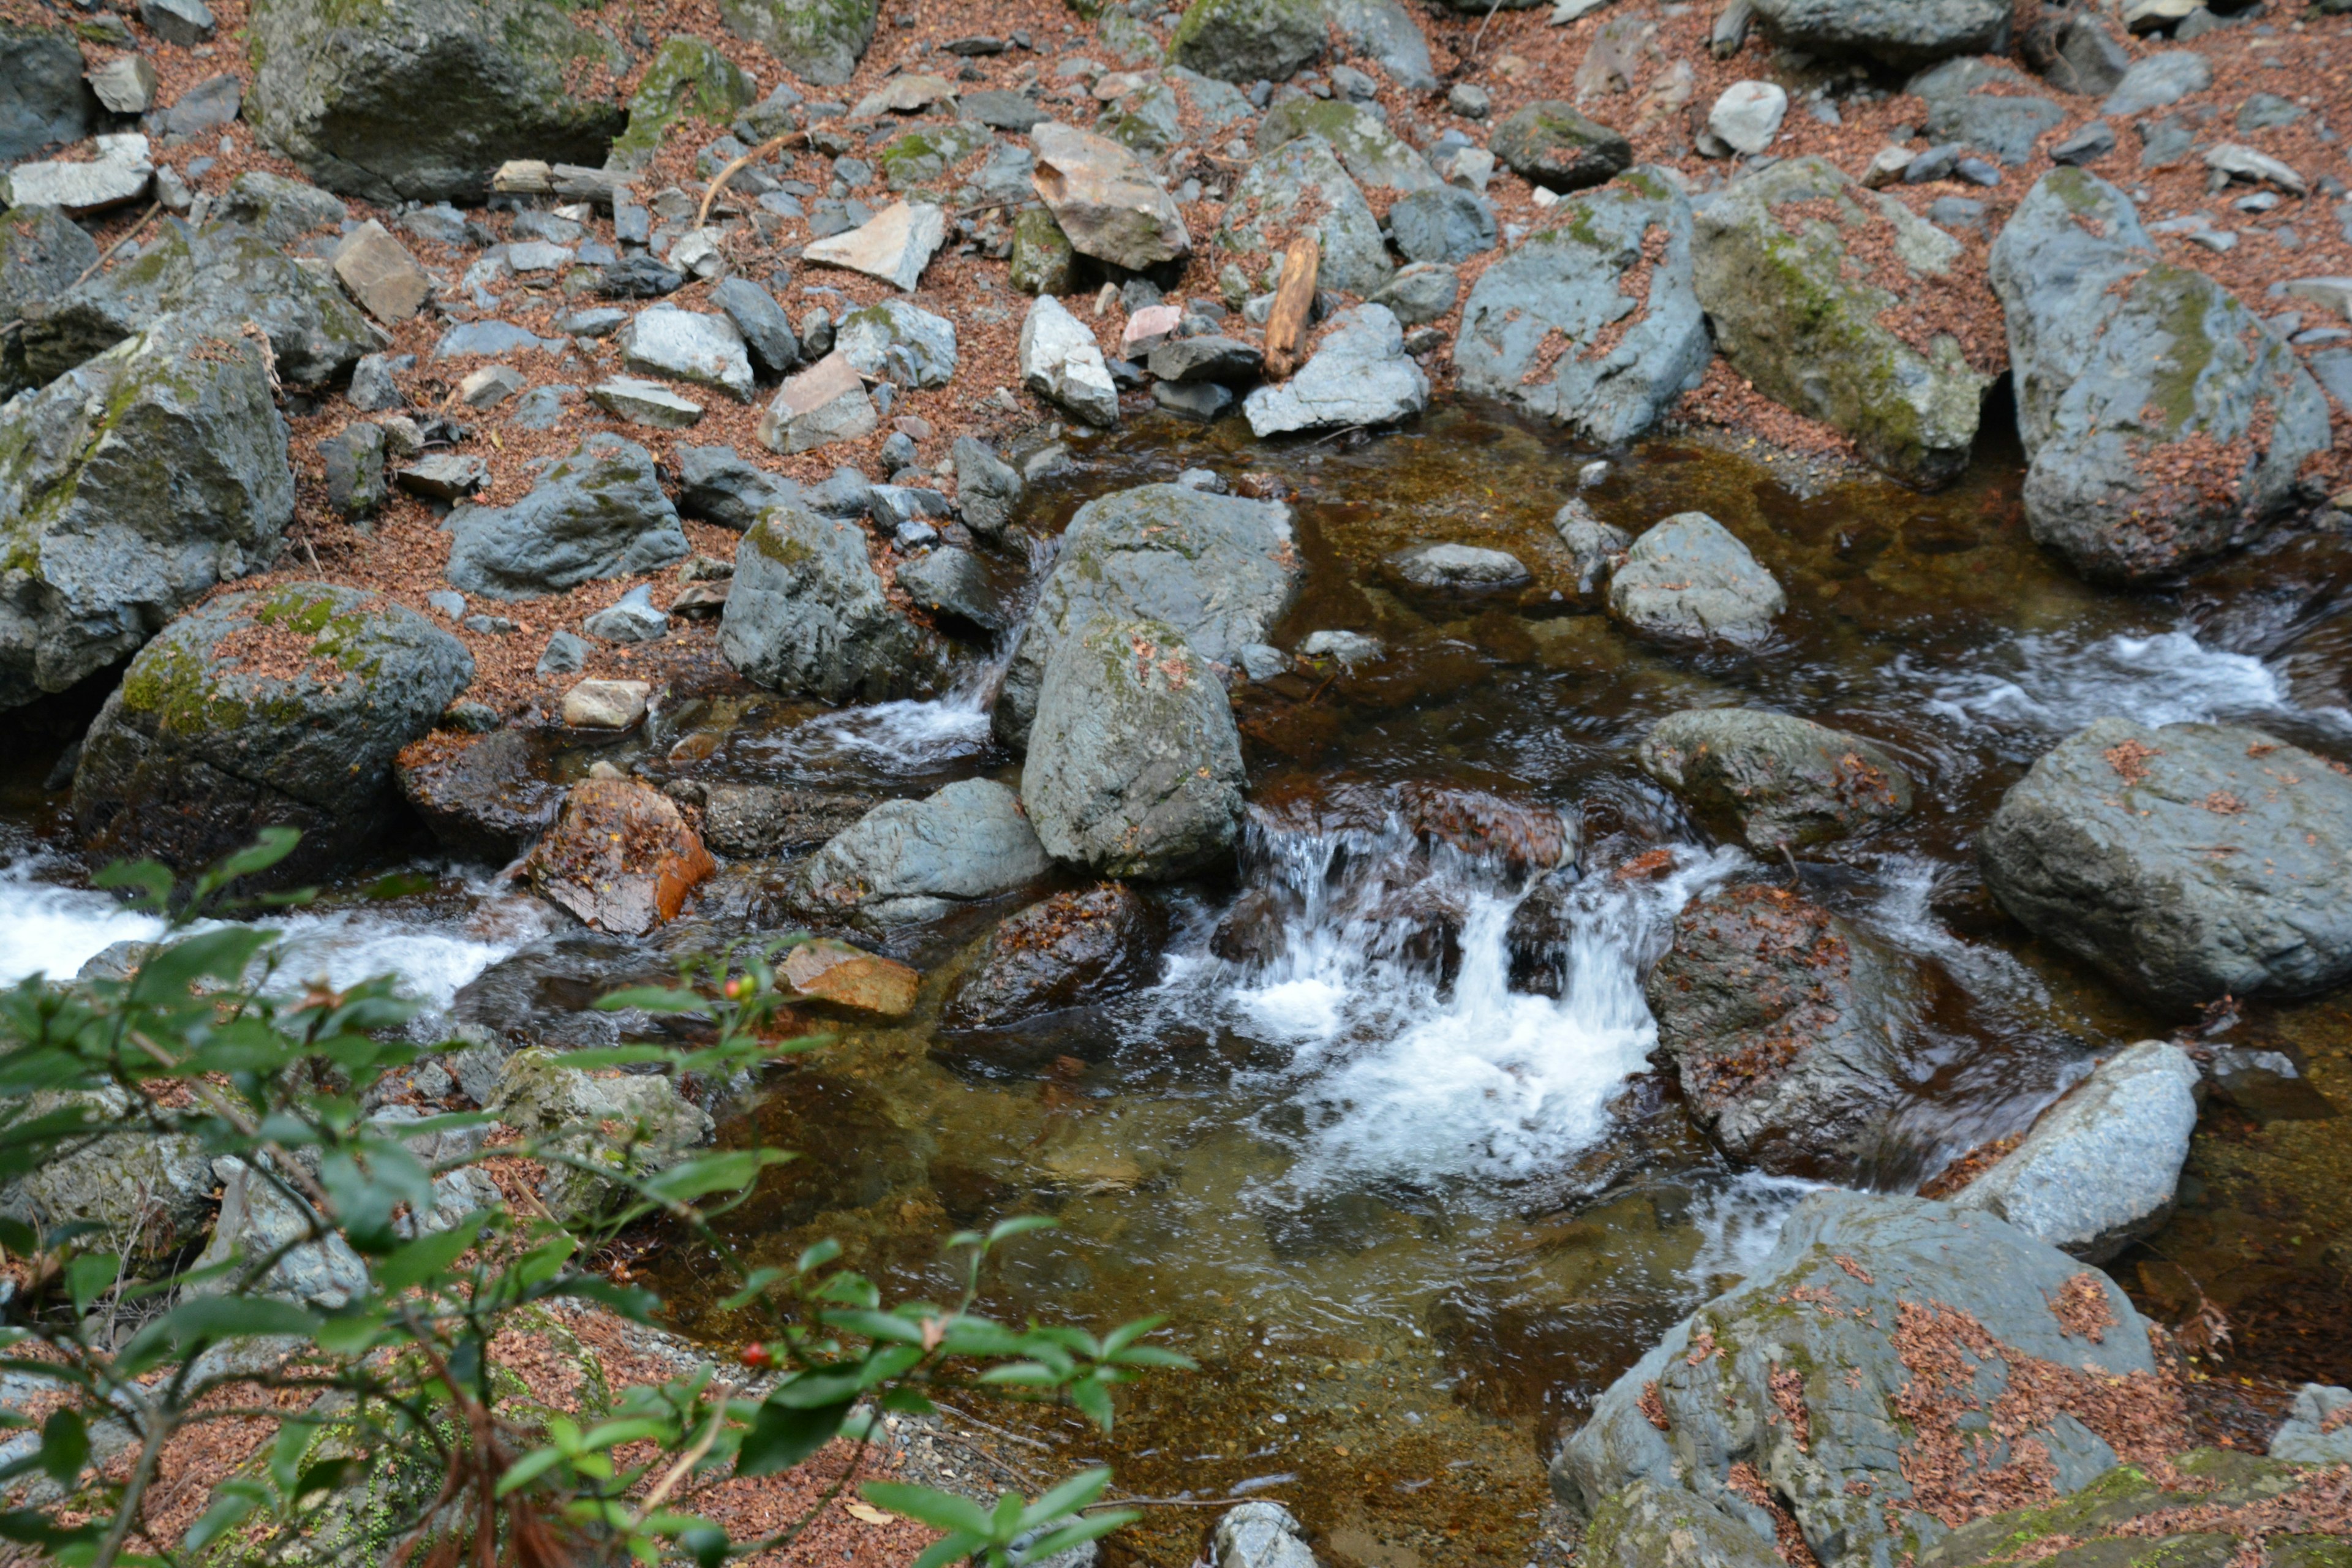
582, 584, 668, 643
456, 364, 524, 407
2205, 141, 2307, 198
1388, 543, 1530, 590
962, 89, 1047, 132
1147, 333, 1264, 383
505, 239, 573, 274
802, 200, 945, 291
434, 320, 559, 358
852, 72, 957, 118
331, 219, 432, 322
592, 376, 705, 428
3, 151, 150, 215
2283, 276, 2352, 322
619, 304, 754, 401
1490, 100, 1634, 192
783, 940, 921, 1019
757, 350, 880, 453
398, 454, 489, 499
2051, 120, 2116, 165
1243, 304, 1428, 437
562, 679, 650, 729
138, 0, 215, 46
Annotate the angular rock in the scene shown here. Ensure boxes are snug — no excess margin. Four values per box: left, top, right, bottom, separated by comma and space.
897, 546, 1008, 630
803, 200, 944, 290
1456, 168, 1711, 445
2271, 1386, 2352, 1465
2102, 51, 2211, 119
1008, 206, 1076, 295
1030, 121, 1191, 271
561, 679, 650, 729
1212, 1502, 1319, 1568
878, 119, 993, 190
1490, 100, 1633, 193
720, 502, 949, 702
712, 275, 798, 376
524, 778, 715, 936
1750, 0, 2011, 69
1256, 97, 1440, 194
1, 21, 96, 164
1387, 186, 1497, 265
1243, 303, 1428, 436
0, 1087, 213, 1260
1989, 169, 2332, 582
1165, 0, 1325, 83
398, 728, 565, 860
609, 36, 755, 170
333, 220, 432, 322
1023, 617, 1246, 881
2021, 7, 2130, 97
320, 423, 388, 521
1, 142, 149, 215
215, 171, 351, 246
491, 1047, 712, 1222
88, 55, 160, 116
1638, 709, 1912, 854
1907, 59, 2065, 167
246, 0, 626, 202
445, 434, 688, 599
1148, 334, 1264, 383
758, 350, 880, 453
676, 444, 797, 529
194, 1156, 367, 1308
1324, 0, 1438, 91
834, 298, 957, 388
1694, 156, 1994, 489
717, 0, 877, 86
399, 454, 489, 500
699, 785, 875, 857
782, 939, 920, 1018
619, 304, 755, 402
943, 884, 1155, 1029
592, 377, 704, 428
0, 203, 99, 399
72, 584, 473, 885
1020, 293, 1120, 428
157, 74, 240, 140
1708, 81, 1788, 155
1219, 135, 1393, 299
582, 584, 667, 644
1371, 261, 1461, 327
952, 436, 1024, 536
794, 778, 1051, 929
1608, 513, 1785, 646
1948, 1040, 2199, 1262
1978, 718, 2352, 1008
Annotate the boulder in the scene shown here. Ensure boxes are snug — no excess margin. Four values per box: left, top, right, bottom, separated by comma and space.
718, 0, 878, 86
1387, 186, 1496, 265
1988, 169, 2332, 583
2019, 7, 2130, 97
0, 1087, 213, 1261
0, 203, 100, 400
803, 199, 944, 291
1323, 0, 1436, 91
523, 778, 715, 936
1218, 135, 1392, 299
1907, 59, 2065, 167
1708, 81, 1788, 156
444, 434, 688, 598
0, 21, 97, 163
0, 322, 293, 712
1645, 884, 1915, 1177
1008, 206, 1076, 294
1242, 304, 1428, 436
793, 778, 1051, 929
1947, 1040, 2199, 1262
897, 546, 1009, 630
1749, 0, 2011, 69
1256, 98, 1439, 194
1556, 1191, 2188, 1568
720, 502, 951, 702
1455, 168, 1711, 445
72, 585, 473, 886
1030, 121, 1191, 271
782, 939, 920, 1019
1637, 708, 1912, 853
2270, 1385, 2352, 1465
333, 220, 433, 323
609, 36, 755, 170
1692, 157, 1994, 489
1490, 101, 1633, 193
834, 298, 958, 389
758, 350, 880, 453
398, 728, 565, 861
192, 1156, 368, 1307
1607, 513, 1784, 646
2102, 51, 2211, 119
1023, 617, 1246, 881
1978, 718, 2352, 1008
677, 443, 800, 530
1020, 293, 1120, 428
0, 134, 150, 214
246, 0, 627, 202
619, 305, 755, 401
490, 1048, 713, 1223
712, 276, 799, 377
1165, 0, 1324, 82
952, 436, 1025, 536
943, 884, 1156, 1029
993, 481, 1300, 749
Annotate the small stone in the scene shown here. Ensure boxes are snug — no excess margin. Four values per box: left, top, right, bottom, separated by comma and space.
456, 364, 525, 407
537, 630, 588, 675
137, 0, 214, 46
562, 679, 651, 729
320, 423, 388, 521
2205, 141, 2308, 198
592, 376, 706, 429
1388, 543, 1531, 591
397, 454, 489, 500
1861, 144, 1914, 189
1300, 628, 1384, 665
1153, 380, 1234, 419
506, 239, 573, 274
2050, 121, 2116, 165
88, 54, 159, 115
619, 304, 755, 401
783, 940, 921, 1019
757, 351, 880, 453
1147, 334, 1264, 383
1708, 81, 1788, 155
582, 584, 668, 644
1448, 83, 1490, 119
2282, 277, 2352, 323
426, 589, 466, 619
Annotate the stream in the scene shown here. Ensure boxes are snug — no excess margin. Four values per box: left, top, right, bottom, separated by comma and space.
7, 396, 2352, 1566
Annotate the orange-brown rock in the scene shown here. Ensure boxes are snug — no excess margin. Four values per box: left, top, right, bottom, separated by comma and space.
782, 939, 920, 1019
524, 777, 715, 936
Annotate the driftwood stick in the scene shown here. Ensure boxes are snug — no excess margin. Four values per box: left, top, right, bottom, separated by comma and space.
1262, 233, 1320, 381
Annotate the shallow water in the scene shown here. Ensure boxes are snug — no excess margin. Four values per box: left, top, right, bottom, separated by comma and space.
6, 397, 2351, 1566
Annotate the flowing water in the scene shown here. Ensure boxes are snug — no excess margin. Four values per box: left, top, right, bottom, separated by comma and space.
6, 398, 2351, 1564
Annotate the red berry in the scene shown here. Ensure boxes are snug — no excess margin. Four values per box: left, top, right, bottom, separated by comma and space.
739, 1343, 772, 1368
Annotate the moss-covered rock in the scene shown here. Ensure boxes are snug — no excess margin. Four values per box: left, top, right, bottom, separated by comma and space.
72, 583, 474, 886
1918, 1449, 2344, 1568
1256, 96, 1441, 193
609, 36, 756, 171
878, 119, 992, 190
1165, 0, 1324, 81
720, 502, 952, 702
715, 0, 878, 87
1217, 134, 1392, 298
1009, 206, 1076, 295
0, 1087, 215, 1264
489, 1047, 714, 1224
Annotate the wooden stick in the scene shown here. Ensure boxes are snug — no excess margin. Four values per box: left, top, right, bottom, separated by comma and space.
1263, 233, 1320, 381
696, 129, 814, 230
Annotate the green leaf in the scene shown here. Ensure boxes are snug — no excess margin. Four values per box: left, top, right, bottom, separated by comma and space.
592, 986, 714, 1014
578, 1418, 668, 1453
363, 872, 437, 900
494, 1446, 568, 1499
736, 1399, 850, 1478
858, 1482, 995, 1537
1019, 1466, 1110, 1532
1099, 1316, 1166, 1357
984, 1215, 1058, 1248
37, 1411, 87, 1487
1109, 1345, 1196, 1370
767, 1369, 864, 1410
182, 1482, 266, 1554
373, 1212, 489, 1294
976, 1362, 1065, 1387
1068, 1375, 1115, 1431
796, 1238, 842, 1276
640, 1150, 783, 1206
911, 1534, 988, 1568
1015, 1509, 1140, 1564
64, 1253, 117, 1317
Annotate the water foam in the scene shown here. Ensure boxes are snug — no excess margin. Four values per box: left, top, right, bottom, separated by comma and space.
0, 853, 167, 987
1917, 630, 2296, 734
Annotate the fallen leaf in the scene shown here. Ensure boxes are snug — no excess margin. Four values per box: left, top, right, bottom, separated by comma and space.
845, 1503, 895, 1526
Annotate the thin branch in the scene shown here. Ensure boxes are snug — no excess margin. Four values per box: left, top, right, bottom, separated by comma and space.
625, 1389, 731, 1529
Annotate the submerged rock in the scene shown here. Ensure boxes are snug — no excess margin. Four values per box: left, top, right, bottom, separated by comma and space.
523, 777, 716, 937
1242, 304, 1429, 437
719, 502, 951, 703
1978, 718, 2352, 1008
444, 434, 688, 598
793, 778, 1051, 930
1638, 708, 1912, 853
944, 884, 1156, 1029
1607, 513, 1785, 646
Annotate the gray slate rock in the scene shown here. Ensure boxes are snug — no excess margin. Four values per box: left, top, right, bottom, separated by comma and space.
1948, 1040, 2199, 1262
1149, 334, 1265, 383
1607, 512, 1785, 646
712, 276, 799, 376
1022, 616, 1246, 881
1243, 303, 1429, 436
897, 546, 1008, 630
1490, 100, 1634, 192
714, 0, 877, 86
582, 583, 668, 643
720, 502, 950, 702
0, 21, 96, 164
676, 443, 800, 530
1387, 186, 1497, 264
72, 584, 473, 884
0, 204, 100, 399
1256, 97, 1440, 195
1988, 169, 2331, 582
1324, 0, 1437, 91
794, 778, 1050, 929
1371, 262, 1460, 326
1751, 0, 2011, 69
2269, 1385, 2352, 1465
1907, 59, 2065, 166
1219, 135, 1393, 299
952, 437, 1024, 536
1165, 0, 1325, 83
193, 1156, 367, 1307
834, 298, 957, 388
1212, 1501, 1319, 1568
2022, 7, 2130, 97
994, 482, 1299, 750
1388, 543, 1529, 590
619, 304, 755, 401
444, 434, 689, 599
1455, 168, 1711, 444
1638, 708, 1913, 853
2102, 51, 2211, 118
1978, 718, 2352, 1008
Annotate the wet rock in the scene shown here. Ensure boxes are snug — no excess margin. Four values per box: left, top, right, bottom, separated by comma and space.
1257, 97, 1440, 195
1749, 0, 2010, 69
524, 777, 715, 936
1553, 499, 1629, 596
1030, 121, 1191, 271
0, 1087, 212, 1261
1020, 293, 1120, 428
1608, 513, 1785, 647
994, 481, 1300, 750
793, 778, 1050, 929
2270, 1385, 2352, 1464
758, 351, 880, 454
1556, 1191, 2180, 1568
803, 199, 944, 291
1638, 709, 1912, 854
1212, 1501, 1317, 1568
0, 205, 99, 399
1025, 616, 1246, 881
1490, 101, 1634, 193
720, 502, 950, 702
1948, 1041, 2199, 1262
74, 584, 472, 886
897, 546, 1009, 630
1907, 59, 2065, 167
1991, 170, 2331, 584
1455, 168, 1710, 445
952, 436, 1024, 536
398, 728, 565, 861
834, 298, 958, 389
782, 938, 920, 1018
1387, 186, 1497, 265
245, 0, 625, 202
1219, 134, 1393, 298
1, 21, 97, 163
1645, 884, 1913, 1176
700, 784, 876, 856
491, 1047, 713, 1222
1979, 718, 2352, 1008
1581, 1481, 1779, 1568
445, 434, 688, 599
1243, 303, 1428, 436
1165, 0, 1324, 82
944, 885, 1156, 1028
1388, 543, 1530, 592
1693, 156, 1993, 489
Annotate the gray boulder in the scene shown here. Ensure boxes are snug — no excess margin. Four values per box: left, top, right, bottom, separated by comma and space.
1751, 0, 2011, 69
1948, 1040, 2199, 1262
1645, 884, 1915, 1177
1219, 135, 1392, 299
2102, 51, 2211, 119
993, 482, 1300, 750
0, 1087, 213, 1261
1020, 293, 1120, 428
1166, 0, 1324, 83
1978, 718, 2352, 1008
192, 1156, 368, 1307
1907, 59, 2065, 166
897, 546, 1009, 630
0, 204, 99, 399
246, 0, 627, 202
1556, 1191, 2180, 1568
1031, 121, 1192, 273
490, 1049, 712, 1224
2021, 7, 2130, 97
952, 436, 1024, 537
712, 276, 799, 377
0, 320, 292, 712
1988, 168, 2331, 582
834, 297, 958, 388
1324, 0, 1436, 90
1490, 101, 1633, 193
1638, 708, 1912, 854
214, 171, 353, 247
1692, 157, 1993, 489
1022, 616, 1246, 881
1455, 168, 1711, 445
618, 304, 755, 401
1387, 186, 1496, 265
794, 778, 1050, 929
1, 21, 96, 164
676, 443, 800, 530
1256, 97, 1439, 195
444, 434, 688, 598
1243, 303, 1428, 436
2269, 1385, 2352, 1465
717, 0, 876, 86
720, 502, 951, 702
1607, 513, 1785, 646
72, 584, 473, 886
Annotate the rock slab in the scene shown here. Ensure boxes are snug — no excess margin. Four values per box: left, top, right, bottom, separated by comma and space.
793, 778, 1051, 930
